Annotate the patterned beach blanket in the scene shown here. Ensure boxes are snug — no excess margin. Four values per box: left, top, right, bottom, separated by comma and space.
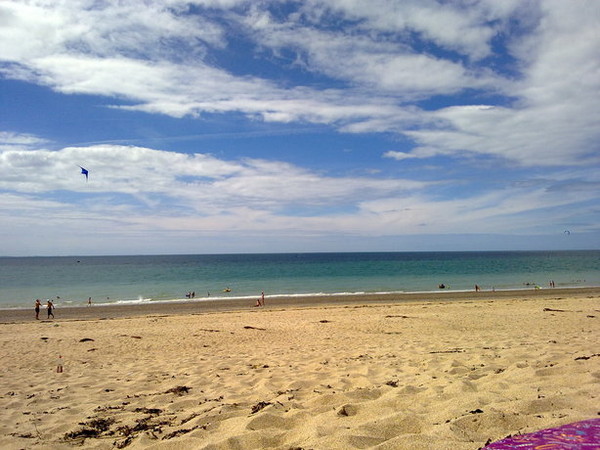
484, 418, 600, 449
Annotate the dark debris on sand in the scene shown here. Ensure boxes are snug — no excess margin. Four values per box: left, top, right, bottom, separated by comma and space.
251, 401, 272, 414
165, 386, 191, 395
64, 417, 115, 441
574, 353, 600, 361
162, 426, 198, 440
63, 385, 205, 449
133, 407, 162, 415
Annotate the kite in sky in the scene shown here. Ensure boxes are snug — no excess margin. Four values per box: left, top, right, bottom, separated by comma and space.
79, 166, 89, 181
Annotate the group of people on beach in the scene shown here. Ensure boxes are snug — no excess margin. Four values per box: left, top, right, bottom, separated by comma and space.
34, 299, 54, 319
34, 290, 269, 318
440, 283, 482, 291
35, 296, 94, 319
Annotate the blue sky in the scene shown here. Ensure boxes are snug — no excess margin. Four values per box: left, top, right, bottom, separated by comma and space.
0, 0, 599, 256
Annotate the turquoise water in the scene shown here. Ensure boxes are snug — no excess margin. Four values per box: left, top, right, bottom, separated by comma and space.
1, 251, 598, 309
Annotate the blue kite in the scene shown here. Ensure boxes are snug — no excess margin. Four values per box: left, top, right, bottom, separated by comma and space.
79, 166, 89, 181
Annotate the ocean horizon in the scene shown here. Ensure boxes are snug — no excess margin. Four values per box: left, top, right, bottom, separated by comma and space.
1, 250, 599, 310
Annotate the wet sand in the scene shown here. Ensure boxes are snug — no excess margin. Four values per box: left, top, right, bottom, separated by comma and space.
2, 287, 598, 323
0, 287, 598, 449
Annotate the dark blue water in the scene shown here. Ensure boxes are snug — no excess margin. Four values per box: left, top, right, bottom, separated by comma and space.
1, 251, 598, 309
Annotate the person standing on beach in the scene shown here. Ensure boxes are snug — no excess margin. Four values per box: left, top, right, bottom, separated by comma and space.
47, 299, 55, 319
34, 299, 41, 320
88, 297, 92, 306
261, 291, 265, 306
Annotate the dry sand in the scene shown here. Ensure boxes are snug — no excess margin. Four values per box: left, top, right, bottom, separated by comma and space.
0, 288, 598, 449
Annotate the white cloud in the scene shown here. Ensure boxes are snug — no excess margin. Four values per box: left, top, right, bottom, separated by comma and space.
0, 1, 225, 61
298, 0, 508, 60
405, 99, 600, 166
0, 131, 48, 152
383, 151, 417, 161
245, 20, 478, 96
394, 1, 600, 167
1, 138, 597, 245
0, 2, 499, 118
0, 142, 426, 212
1, 1, 597, 170
0, 1, 598, 255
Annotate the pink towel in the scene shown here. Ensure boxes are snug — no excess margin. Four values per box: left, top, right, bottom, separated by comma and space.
484, 418, 600, 449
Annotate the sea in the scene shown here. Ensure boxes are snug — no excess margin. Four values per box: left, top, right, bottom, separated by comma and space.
1, 251, 598, 310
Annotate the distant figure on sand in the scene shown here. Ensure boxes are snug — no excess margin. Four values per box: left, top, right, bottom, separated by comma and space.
47, 300, 55, 319
35, 299, 41, 320
254, 292, 266, 307
475, 284, 481, 292
88, 297, 92, 306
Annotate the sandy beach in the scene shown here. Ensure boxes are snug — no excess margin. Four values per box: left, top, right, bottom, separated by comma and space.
0, 288, 598, 449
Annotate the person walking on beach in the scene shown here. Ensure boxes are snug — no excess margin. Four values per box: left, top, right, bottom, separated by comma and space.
34, 299, 41, 320
47, 299, 55, 319
87, 297, 92, 306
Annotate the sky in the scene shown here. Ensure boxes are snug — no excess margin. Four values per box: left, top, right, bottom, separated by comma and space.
0, 0, 599, 256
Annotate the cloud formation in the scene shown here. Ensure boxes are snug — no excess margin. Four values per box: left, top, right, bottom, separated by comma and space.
0, 0, 598, 254
2, 0, 596, 165
1, 139, 596, 251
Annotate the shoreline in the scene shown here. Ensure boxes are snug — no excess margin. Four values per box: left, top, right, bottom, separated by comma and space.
3, 286, 598, 324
